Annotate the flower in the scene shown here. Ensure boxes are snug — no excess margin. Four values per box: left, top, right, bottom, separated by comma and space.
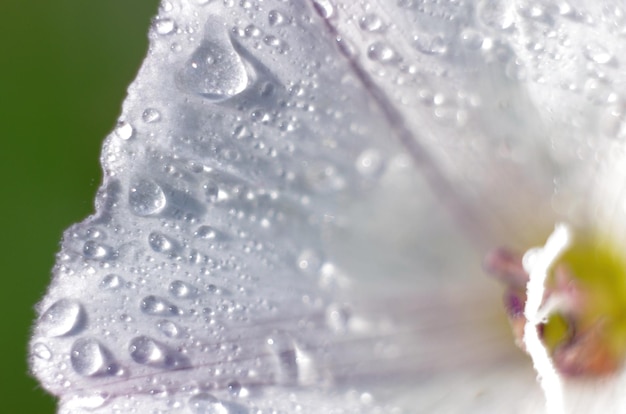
29, 0, 626, 413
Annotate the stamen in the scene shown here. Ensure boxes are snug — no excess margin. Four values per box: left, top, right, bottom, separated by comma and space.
522, 223, 571, 414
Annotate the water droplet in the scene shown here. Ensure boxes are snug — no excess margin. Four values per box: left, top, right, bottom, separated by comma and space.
70, 338, 117, 377
177, 38, 249, 102
477, 0, 515, 31
140, 295, 181, 316
82, 240, 112, 260
244, 24, 261, 38
62, 393, 110, 411
227, 381, 249, 398
149, 231, 176, 253
268, 10, 287, 26
129, 336, 190, 369
129, 179, 167, 216
100, 274, 123, 290
189, 393, 247, 414
114, 121, 134, 140
413, 34, 448, 56
195, 225, 218, 240
157, 319, 181, 338
367, 41, 398, 64
154, 18, 176, 35
32, 342, 52, 360
359, 14, 383, 32
142, 108, 162, 123
169, 280, 198, 298
39, 299, 86, 337
584, 42, 613, 64
355, 149, 384, 178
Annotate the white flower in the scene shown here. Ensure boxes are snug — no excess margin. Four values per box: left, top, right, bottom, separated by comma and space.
29, 1, 626, 413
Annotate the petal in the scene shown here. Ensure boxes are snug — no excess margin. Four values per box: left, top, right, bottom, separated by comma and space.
31, 0, 626, 413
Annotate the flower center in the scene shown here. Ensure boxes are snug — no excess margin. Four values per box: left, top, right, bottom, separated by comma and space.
486, 230, 626, 377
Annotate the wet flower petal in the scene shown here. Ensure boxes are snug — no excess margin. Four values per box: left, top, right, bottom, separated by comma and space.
29, 0, 626, 413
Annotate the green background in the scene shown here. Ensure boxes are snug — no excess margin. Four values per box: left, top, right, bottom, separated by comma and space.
2, 1, 160, 412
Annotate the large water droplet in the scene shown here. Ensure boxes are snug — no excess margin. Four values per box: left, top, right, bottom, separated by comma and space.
39, 299, 86, 337
70, 338, 118, 377
129, 179, 167, 216
177, 37, 249, 102
129, 336, 190, 369
140, 295, 181, 316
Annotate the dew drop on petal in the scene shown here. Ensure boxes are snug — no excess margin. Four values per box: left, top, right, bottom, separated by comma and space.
156, 319, 181, 338
142, 108, 162, 123
82, 241, 112, 260
195, 225, 218, 240
100, 274, 123, 290
32, 342, 52, 360
367, 41, 398, 64
584, 42, 613, 64
188, 393, 245, 414
413, 34, 448, 56
359, 14, 383, 32
140, 295, 181, 316
154, 18, 176, 35
39, 299, 86, 337
129, 335, 189, 369
177, 38, 249, 102
169, 280, 198, 299
129, 179, 167, 216
268, 10, 287, 27
114, 121, 134, 140
70, 338, 117, 377
149, 231, 176, 253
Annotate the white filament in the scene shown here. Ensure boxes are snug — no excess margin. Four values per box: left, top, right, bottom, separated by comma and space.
522, 223, 572, 414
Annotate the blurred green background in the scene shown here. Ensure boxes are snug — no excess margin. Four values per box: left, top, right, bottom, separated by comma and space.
2, 1, 160, 411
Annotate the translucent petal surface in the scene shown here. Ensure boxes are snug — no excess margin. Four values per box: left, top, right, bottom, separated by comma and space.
30, 0, 626, 413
